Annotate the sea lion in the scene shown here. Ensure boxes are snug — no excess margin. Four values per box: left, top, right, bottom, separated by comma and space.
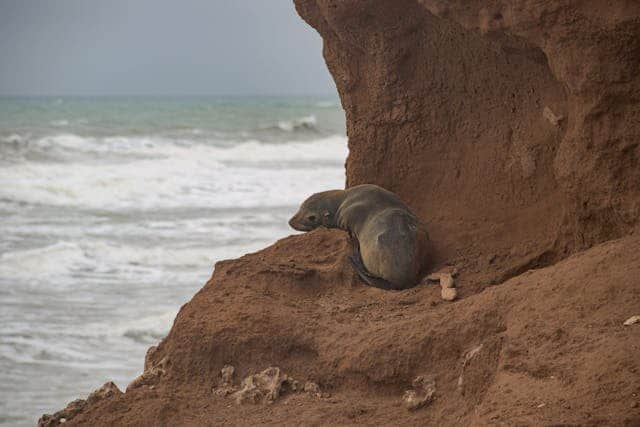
288, 184, 430, 290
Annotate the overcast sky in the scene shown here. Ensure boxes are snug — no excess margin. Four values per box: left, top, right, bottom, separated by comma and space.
0, 0, 336, 96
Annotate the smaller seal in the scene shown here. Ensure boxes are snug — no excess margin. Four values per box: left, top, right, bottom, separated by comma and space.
289, 184, 430, 290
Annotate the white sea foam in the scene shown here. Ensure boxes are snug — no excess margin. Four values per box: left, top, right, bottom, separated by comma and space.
34, 133, 160, 154
119, 311, 177, 343
0, 235, 272, 285
47, 309, 178, 343
0, 241, 90, 279
1, 133, 24, 143
0, 134, 347, 210
0, 241, 170, 283
31, 132, 344, 162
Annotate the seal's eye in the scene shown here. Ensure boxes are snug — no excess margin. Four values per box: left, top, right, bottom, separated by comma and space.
307, 215, 317, 222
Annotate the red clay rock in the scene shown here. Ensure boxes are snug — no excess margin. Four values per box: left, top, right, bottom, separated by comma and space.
52, 230, 640, 425
43, 1, 640, 425
126, 355, 168, 392
295, 0, 640, 293
38, 382, 122, 427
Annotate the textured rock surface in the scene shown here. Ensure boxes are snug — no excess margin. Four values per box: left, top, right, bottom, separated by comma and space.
38, 382, 122, 427
51, 230, 640, 425
232, 367, 298, 405
296, 0, 640, 292
43, 1, 640, 425
403, 375, 437, 411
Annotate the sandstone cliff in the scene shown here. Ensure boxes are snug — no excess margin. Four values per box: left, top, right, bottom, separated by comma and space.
296, 0, 640, 291
41, 1, 640, 425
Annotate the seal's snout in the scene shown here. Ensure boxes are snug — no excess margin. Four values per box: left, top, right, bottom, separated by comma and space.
288, 213, 302, 231
289, 213, 312, 232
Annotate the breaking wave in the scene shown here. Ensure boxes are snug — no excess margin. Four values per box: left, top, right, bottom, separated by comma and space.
0, 133, 347, 210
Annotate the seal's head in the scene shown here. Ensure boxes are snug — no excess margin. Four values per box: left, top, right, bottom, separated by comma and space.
288, 190, 343, 232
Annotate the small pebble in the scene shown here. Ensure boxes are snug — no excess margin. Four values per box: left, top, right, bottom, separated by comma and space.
440, 273, 455, 289
441, 287, 457, 301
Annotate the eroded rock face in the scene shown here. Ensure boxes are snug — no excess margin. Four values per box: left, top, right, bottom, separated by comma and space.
38, 382, 122, 427
38, 2, 640, 426
212, 365, 321, 403
233, 367, 298, 404
126, 354, 169, 392
212, 365, 238, 397
294, 0, 640, 282
40, 230, 640, 425
403, 376, 436, 411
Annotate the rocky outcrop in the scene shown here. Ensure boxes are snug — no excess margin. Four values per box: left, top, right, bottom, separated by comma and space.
38, 382, 122, 427
47, 230, 640, 425
295, 0, 640, 290
43, 1, 640, 425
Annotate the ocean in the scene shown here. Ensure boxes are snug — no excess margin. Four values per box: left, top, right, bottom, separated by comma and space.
0, 96, 347, 425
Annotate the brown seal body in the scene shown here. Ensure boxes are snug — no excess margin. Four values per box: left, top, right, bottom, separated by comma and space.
289, 184, 430, 290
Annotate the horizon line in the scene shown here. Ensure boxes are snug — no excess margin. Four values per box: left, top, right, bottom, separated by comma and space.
0, 92, 340, 98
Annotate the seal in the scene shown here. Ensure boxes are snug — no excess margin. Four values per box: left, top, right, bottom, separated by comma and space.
289, 184, 430, 290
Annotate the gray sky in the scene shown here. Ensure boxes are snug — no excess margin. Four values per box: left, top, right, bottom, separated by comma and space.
0, 0, 336, 96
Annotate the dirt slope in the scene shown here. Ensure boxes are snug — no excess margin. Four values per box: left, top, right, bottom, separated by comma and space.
40, 1, 640, 425
44, 230, 640, 426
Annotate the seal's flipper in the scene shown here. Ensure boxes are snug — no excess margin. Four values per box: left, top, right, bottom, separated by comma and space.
348, 251, 395, 291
